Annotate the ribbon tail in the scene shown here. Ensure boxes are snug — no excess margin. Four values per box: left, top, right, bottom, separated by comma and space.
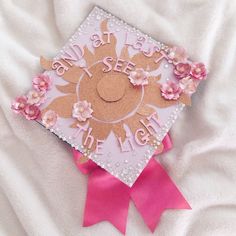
131, 158, 191, 232
83, 169, 130, 234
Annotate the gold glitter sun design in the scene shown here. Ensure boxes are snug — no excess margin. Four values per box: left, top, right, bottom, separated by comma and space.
40, 20, 191, 153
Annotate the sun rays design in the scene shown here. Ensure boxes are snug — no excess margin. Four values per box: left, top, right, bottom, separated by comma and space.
40, 20, 191, 154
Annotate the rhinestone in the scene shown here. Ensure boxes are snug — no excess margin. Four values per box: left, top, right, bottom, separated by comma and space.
96, 15, 101, 20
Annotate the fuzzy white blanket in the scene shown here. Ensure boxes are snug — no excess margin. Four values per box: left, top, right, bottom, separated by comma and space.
1, 0, 236, 235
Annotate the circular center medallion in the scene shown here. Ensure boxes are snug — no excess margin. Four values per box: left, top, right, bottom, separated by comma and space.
96, 74, 126, 102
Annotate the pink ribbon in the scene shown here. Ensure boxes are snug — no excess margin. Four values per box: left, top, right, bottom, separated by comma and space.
73, 134, 190, 234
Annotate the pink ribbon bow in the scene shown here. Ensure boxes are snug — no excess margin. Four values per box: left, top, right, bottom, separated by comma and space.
73, 134, 190, 234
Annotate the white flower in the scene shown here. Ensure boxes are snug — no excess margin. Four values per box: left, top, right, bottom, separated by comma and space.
128, 68, 149, 86
72, 100, 93, 122
27, 90, 46, 106
42, 110, 58, 129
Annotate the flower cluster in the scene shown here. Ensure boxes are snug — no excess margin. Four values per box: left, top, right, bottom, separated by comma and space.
11, 74, 52, 120
174, 62, 207, 81
161, 47, 207, 101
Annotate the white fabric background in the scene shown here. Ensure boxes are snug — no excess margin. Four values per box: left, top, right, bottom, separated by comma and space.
0, 0, 236, 235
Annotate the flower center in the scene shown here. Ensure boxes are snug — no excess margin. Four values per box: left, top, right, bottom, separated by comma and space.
195, 68, 201, 73
19, 103, 25, 108
135, 71, 143, 80
79, 107, 84, 112
32, 92, 38, 98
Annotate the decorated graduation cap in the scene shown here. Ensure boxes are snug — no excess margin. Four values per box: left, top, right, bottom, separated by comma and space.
11, 6, 207, 234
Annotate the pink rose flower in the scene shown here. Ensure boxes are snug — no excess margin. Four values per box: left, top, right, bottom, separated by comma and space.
167, 46, 188, 64
72, 100, 93, 122
129, 68, 149, 86
190, 63, 207, 80
174, 63, 191, 79
23, 104, 41, 120
27, 90, 46, 106
160, 81, 182, 100
42, 110, 58, 129
179, 76, 198, 95
11, 96, 28, 114
33, 74, 52, 92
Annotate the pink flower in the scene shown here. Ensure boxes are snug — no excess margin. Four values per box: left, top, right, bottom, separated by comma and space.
72, 100, 93, 122
160, 81, 182, 100
11, 96, 28, 114
179, 76, 198, 95
27, 90, 46, 105
23, 104, 41, 120
167, 46, 188, 64
190, 63, 207, 80
42, 110, 58, 129
33, 74, 52, 92
174, 63, 191, 79
129, 68, 149, 86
